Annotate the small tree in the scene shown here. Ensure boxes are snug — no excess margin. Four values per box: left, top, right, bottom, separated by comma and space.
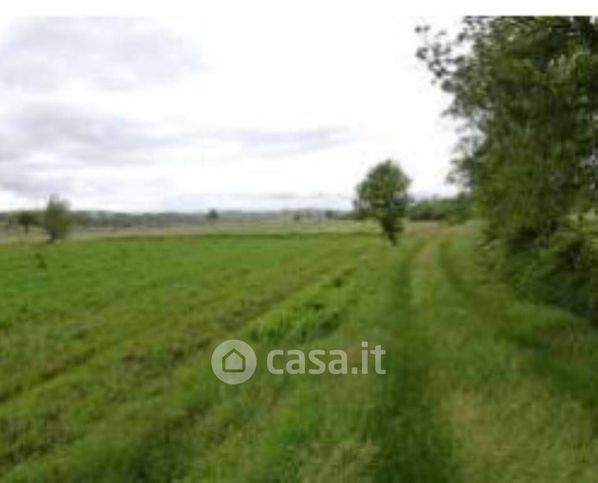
206, 209, 219, 222
355, 160, 410, 244
43, 195, 73, 242
16, 211, 37, 234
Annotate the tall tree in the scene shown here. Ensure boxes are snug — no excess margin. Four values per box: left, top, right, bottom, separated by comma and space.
417, 17, 598, 246
355, 160, 410, 245
417, 17, 598, 321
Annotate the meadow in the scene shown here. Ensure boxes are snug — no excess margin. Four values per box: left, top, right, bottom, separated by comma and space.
0, 222, 597, 482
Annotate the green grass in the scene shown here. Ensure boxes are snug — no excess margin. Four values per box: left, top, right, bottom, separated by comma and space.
0, 223, 597, 481
0, 219, 379, 245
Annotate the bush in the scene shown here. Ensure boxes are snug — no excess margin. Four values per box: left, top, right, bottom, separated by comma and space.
493, 225, 598, 324
43, 195, 73, 242
407, 194, 473, 224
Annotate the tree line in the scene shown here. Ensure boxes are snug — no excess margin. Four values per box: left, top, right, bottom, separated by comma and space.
4, 195, 73, 242
2, 197, 225, 242
417, 17, 598, 322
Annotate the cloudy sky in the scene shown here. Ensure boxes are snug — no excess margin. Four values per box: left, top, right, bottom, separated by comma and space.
0, 7, 458, 212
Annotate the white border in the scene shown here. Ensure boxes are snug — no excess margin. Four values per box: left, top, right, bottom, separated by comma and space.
3, 0, 597, 17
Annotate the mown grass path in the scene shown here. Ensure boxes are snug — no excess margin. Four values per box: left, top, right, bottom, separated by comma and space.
0, 225, 597, 482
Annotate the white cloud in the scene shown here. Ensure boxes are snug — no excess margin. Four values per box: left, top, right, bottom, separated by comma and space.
0, 9, 459, 211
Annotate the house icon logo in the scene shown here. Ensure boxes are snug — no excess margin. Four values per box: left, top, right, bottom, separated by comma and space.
222, 348, 245, 373
211, 339, 257, 384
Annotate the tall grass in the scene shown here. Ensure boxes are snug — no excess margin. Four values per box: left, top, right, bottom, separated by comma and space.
0, 225, 597, 481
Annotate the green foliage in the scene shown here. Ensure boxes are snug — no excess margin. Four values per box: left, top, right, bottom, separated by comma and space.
15, 211, 38, 233
43, 195, 73, 242
418, 17, 598, 321
355, 159, 411, 244
499, 225, 598, 324
206, 209, 219, 222
407, 194, 473, 223
418, 16, 597, 243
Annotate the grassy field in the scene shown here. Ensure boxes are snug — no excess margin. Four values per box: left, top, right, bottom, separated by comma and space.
0, 223, 597, 481
0, 219, 378, 244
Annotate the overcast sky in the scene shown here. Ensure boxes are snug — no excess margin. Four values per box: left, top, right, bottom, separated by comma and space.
0, 7, 459, 212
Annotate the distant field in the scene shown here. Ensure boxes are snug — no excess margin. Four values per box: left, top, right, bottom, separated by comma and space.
1, 224, 597, 481
0, 219, 379, 245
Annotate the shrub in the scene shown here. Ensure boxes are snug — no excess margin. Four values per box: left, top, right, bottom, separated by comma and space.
493, 225, 598, 324
407, 194, 473, 224
43, 195, 73, 242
